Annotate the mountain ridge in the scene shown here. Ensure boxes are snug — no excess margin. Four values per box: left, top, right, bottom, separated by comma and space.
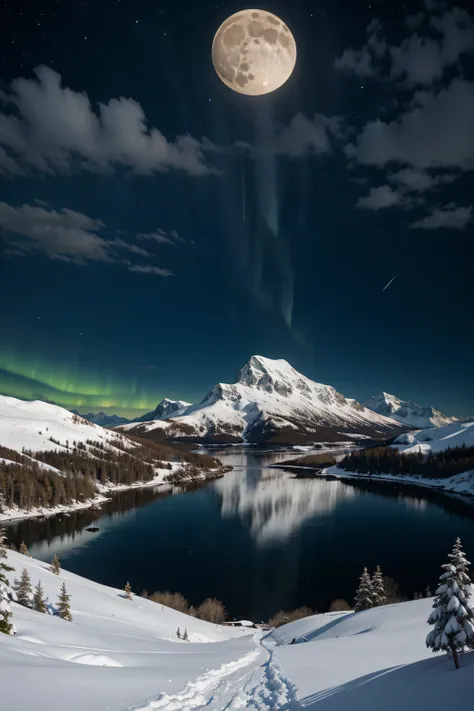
362, 391, 456, 429
117, 355, 408, 445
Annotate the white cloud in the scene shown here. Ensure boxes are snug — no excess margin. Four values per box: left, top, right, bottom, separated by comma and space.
335, 4, 474, 86
255, 113, 343, 158
388, 168, 456, 191
356, 185, 403, 210
0, 66, 213, 177
347, 79, 474, 171
410, 203, 473, 229
137, 228, 186, 245
0, 202, 172, 275
128, 265, 173, 276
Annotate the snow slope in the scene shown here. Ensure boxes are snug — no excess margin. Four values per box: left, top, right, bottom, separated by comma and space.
119, 356, 405, 445
0, 395, 133, 455
0, 395, 209, 522
1, 548, 473, 711
393, 420, 474, 456
363, 392, 456, 429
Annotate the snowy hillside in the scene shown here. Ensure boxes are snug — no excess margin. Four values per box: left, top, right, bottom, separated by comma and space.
119, 356, 405, 445
0, 395, 221, 522
0, 395, 130, 454
393, 420, 474, 456
363, 391, 456, 429
1, 547, 473, 711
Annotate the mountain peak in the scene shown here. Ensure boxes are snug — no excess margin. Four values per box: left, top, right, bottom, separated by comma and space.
363, 392, 455, 429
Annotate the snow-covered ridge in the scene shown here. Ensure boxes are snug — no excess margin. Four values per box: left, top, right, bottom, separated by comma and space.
363, 391, 456, 429
118, 355, 406, 445
132, 398, 192, 423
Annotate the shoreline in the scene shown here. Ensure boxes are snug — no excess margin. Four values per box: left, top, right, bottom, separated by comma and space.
273, 462, 474, 500
0, 466, 229, 524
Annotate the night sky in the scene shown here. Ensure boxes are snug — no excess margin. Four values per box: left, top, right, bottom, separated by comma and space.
0, 0, 473, 418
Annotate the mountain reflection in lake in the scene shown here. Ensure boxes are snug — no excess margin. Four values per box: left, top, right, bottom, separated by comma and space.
4, 446, 474, 621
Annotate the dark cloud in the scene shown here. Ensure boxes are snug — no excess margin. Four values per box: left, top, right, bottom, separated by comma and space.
356, 185, 404, 210
388, 168, 456, 192
0, 66, 214, 177
335, 3, 474, 86
347, 79, 474, 171
336, 3, 474, 228
128, 265, 174, 276
0, 201, 172, 275
137, 228, 187, 245
410, 202, 473, 229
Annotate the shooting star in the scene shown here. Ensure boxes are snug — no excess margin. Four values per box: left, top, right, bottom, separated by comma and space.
382, 272, 400, 292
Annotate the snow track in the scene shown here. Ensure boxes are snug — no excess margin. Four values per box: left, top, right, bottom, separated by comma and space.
132, 633, 301, 711
132, 643, 261, 711
228, 636, 300, 711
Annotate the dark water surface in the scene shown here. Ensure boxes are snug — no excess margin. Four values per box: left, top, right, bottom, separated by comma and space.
5, 446, 474, 621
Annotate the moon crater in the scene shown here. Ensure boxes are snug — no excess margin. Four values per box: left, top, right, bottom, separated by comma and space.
212, 9, 297, 96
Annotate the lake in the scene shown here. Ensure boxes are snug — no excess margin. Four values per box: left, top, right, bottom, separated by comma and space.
5, 446, 474, 622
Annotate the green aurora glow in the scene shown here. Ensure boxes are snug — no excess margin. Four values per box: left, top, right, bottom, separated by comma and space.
0, 351, 161, 416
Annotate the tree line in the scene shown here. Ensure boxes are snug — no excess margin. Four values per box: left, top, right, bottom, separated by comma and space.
339, 444, 474, 479
0, 430, 223, 514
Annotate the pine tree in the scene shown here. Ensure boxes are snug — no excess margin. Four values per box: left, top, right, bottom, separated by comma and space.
176, 626, 181, 639
372, 565, 386, 606
0, 528, 14, 586
124, 581, 132, 600
354, 567, 375, 611
57, 582, 72, 621
14, 568, 33, 607
19, 542, 30, 556
49, 554, 61, 575
0, 582, 15, 635
33, 580, 46, 613
426, 537, 474, 669
425, 585, 432, 598
183, 627, 189, 641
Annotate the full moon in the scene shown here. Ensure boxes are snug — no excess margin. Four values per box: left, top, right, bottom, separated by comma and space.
212, 9, 297, 96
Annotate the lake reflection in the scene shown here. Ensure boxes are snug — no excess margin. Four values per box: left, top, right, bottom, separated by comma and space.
4, 446, 474, 621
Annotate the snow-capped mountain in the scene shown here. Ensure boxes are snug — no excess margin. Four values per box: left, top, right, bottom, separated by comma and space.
71, 410, 130, 427
118, 356, 406, 445
362, 391, 456, 429
132, 398, 191, 423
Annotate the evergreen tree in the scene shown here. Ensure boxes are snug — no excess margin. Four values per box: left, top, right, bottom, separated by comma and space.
354, 567, 375, 611
49, 554, 61, 575
57, 582, 72, 621
426, 537, 474, 669
371, 565, 386, 606
33, 580, 47, 613
0, 582, 15, 635
14, 568, 33, 607
124, 581, 132, 600
19, 542, 30, 556
176, 626, 181, 639
0, 527, 14, 586
425, 585, 432, 598
183, 627, 189, 641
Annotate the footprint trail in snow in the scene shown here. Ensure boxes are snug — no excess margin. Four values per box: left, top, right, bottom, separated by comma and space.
132, 632, 301, 711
